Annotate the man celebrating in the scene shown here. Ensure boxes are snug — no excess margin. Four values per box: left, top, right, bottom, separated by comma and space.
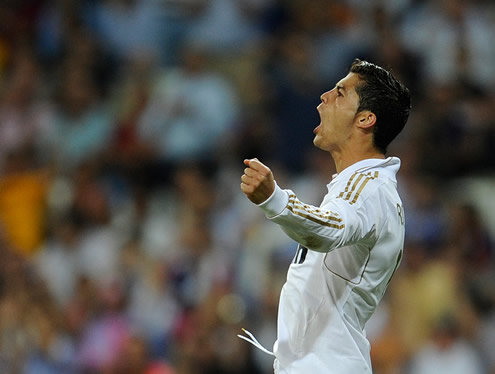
240, 59, 411, 373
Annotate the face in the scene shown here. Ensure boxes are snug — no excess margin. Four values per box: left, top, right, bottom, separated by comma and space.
313, 72, 362, 152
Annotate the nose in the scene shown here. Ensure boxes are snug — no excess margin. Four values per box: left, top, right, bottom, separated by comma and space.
318, 91, 329, 111
320, 90, 331, 103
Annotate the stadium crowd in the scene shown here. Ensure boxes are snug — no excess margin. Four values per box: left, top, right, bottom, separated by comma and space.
0, 0, 494, 373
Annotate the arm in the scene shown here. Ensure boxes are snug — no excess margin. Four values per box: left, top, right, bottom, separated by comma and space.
241, 159, 368, 252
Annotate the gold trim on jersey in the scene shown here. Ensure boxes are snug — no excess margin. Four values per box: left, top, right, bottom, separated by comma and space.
337, 172, 359, 199
345, 173, 365, 200
287, 206, 345, 229
292, 202, 342, 222
338, 171, 379, 205
287, 194, 345, 229
288, 194, 340, 217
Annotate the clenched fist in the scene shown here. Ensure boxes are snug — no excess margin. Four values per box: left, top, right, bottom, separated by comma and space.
240, 158, 275, 205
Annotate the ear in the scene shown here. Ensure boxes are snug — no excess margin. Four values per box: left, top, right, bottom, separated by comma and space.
355, 111, 376, 129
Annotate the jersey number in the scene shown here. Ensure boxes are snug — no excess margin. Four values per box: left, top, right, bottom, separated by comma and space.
294, 245, 308, 264
397, 203, 405, 225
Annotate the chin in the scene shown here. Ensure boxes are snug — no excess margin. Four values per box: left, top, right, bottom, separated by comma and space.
313, 138, 332, 152
313, 138, 324, 150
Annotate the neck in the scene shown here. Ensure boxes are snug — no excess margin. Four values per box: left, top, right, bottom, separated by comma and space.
330, 145, 385, 173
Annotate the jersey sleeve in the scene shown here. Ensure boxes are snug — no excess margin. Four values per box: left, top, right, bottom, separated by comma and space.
257, 182, 375, 253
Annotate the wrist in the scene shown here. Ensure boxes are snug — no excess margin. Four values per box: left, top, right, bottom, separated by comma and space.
257, 182, 289, 218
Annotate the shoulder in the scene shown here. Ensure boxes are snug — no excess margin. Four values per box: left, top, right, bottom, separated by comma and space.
334, 169, 387, 206
332, 157, 401, 206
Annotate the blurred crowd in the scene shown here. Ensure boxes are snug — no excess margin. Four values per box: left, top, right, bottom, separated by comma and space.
0, 0, 494, 373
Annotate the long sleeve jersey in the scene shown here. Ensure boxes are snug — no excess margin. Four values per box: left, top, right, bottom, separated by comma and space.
258, 157, 405, 373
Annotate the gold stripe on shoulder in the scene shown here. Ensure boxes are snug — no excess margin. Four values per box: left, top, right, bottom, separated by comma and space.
344, 173, 365, 200
349, 177, 372, 205
337, 172, 359, 198
348, 171, 380, 205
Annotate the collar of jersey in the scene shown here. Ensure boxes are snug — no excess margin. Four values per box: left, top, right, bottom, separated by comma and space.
329, 157, 401, 185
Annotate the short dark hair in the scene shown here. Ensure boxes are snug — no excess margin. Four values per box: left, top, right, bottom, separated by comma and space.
350, 59, 411, 154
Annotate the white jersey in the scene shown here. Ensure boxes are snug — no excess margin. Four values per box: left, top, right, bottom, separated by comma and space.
258, 157, 405, 373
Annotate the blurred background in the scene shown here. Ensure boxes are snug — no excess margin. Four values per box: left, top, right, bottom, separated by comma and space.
0, 0, 494, 373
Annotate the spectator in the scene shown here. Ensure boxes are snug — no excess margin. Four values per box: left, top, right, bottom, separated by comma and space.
409, 314, 485, 374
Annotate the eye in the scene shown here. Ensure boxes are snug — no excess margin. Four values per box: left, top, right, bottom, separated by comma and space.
337, 90, 343, 97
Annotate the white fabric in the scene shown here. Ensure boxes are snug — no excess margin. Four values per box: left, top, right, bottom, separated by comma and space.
257, 157, 405, 373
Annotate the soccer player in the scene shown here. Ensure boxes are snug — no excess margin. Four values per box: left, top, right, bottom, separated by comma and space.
239, 59, 411, 373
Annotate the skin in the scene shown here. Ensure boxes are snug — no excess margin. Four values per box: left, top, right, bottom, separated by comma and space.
241, 72, 384, 205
